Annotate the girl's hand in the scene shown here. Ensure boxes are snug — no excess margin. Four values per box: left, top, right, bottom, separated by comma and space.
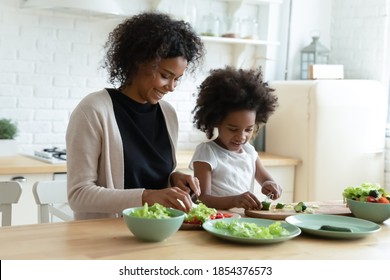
261, 180, 282, 200
233, 191, 262, 210
142, 187, 193, 213
170, 171, 201, 197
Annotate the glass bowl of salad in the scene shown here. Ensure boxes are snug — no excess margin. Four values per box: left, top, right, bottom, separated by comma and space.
122, 203, 185, 242
343, 183, 390, 223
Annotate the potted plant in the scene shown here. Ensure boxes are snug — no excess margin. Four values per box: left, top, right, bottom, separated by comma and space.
0, 118, 18, 156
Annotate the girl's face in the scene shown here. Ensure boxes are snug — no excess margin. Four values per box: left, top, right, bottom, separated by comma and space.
215, 110, 256, 153
123, 56, 188, 104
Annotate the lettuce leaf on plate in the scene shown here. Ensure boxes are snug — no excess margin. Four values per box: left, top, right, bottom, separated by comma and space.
214, 220, 290, 239
184, 203, 217, 223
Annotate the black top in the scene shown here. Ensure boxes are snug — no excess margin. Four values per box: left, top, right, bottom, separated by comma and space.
107, 88, 173, 189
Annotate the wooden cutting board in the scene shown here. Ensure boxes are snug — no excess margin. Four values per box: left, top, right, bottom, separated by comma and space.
245, 201, 352, 220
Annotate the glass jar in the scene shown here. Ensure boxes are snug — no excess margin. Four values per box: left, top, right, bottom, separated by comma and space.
221, 17, 241, 38
240, 18, 258, 39
201, 14, 220, 37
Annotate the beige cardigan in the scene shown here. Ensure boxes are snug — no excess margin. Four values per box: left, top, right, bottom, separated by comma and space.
66, 89, 178, 220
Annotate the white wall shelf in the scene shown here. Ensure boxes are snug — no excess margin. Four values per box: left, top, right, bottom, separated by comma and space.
195, 0, 283, 78
201, 36, 280, 46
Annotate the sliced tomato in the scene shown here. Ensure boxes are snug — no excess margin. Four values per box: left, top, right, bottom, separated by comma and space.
214, 212, 234, 219
377, 197, 390, 204
215, 213, 224, 219
185, 212, 234, 224
366, 196, 377, 203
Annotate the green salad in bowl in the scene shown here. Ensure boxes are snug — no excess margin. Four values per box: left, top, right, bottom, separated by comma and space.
122, 203, 185, 242
342, 182, 390, 203
342, 182, 390, 223
128, 202, 173, 219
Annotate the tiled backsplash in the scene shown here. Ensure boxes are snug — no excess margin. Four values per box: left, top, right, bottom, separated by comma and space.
0, 0, 218, 153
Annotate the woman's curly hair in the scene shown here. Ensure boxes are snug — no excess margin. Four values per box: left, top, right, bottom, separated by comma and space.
192, 66, 278, 139
102, 12, 205, 87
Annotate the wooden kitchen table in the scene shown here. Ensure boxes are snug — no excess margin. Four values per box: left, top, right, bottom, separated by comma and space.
0, 216, 388, 260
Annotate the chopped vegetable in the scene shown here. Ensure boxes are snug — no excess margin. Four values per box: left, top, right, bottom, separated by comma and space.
129, 203, 172, 219
319, 225, 352, 232
369, 189, 380, 198
214, 220, 290, 239
342, 183, 390, 204
275, 203, 285, 209
304, 207, 316, 214
294, 202, 307, 213
210, 213, 233, 220
184, 203, 217, 224
261, 201, 271, 210
377, 197, 390, 204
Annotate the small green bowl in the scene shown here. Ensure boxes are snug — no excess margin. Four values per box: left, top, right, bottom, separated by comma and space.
346, 199, 390, 224
122, 207, 185, 242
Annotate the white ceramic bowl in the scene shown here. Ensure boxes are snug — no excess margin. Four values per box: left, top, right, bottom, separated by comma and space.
122, 207, 185, 242
346, 199, 390, 224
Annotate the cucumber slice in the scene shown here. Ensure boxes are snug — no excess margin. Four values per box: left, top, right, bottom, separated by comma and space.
294, 202, 307, 212
319, 225, 352, 232
275, 203, 285, 209
261, 201, 271, 210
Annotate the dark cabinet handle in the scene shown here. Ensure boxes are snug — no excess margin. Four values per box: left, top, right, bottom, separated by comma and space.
11, 176, 27, 182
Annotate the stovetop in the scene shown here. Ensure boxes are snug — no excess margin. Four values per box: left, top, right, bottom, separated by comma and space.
27, 147, 67, 164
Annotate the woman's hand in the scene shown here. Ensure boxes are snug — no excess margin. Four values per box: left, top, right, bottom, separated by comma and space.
170, 171, 201, 197
261, 180, 282, 200
142, 187, 193, 213
232, 191, 262, 210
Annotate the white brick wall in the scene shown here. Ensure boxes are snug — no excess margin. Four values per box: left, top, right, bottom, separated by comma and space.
2, 0, 390, 160
0, 1, 111, 152
330, 0, 390, 189
330, 0, 389, 83
0, 0, 219, 153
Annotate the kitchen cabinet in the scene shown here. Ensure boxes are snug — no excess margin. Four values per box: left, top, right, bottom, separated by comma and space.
0, 155, 67, 226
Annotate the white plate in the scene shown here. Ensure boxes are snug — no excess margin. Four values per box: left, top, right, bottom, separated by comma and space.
285, 214, 381, 239
202, 217, 301, 244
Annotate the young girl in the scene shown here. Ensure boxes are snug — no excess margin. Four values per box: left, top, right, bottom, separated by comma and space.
190, 66, 281, 210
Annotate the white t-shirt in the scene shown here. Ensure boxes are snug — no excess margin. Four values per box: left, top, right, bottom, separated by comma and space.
189, 141, 258, 197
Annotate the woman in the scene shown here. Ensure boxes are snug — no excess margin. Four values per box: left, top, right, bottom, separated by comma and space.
66, 12, 205, 220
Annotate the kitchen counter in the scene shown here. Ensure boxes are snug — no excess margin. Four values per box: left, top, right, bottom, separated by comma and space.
0, 155, 67, 175
0, 151, 299, 175
0, 212, 388, 260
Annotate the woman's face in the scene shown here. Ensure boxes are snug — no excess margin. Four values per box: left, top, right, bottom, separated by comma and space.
215, 110, 256, 153
124, 56, 188, 104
